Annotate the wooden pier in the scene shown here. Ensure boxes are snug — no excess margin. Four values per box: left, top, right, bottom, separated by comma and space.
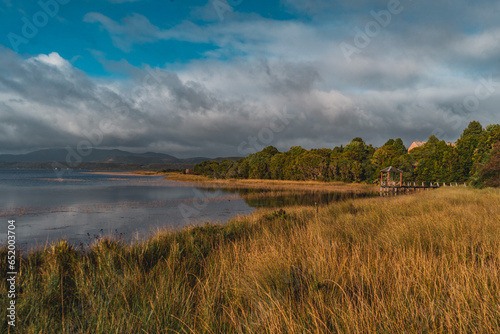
380, 182, 466, 196
378, 165, 467, 196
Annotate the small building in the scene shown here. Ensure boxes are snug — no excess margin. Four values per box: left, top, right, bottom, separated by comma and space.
380, 166, 403, 187
408, 141, 426, 152
408, 141, 457, 153
185, 169, 194, 175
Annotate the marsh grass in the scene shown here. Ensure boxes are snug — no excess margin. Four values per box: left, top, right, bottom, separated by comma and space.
1, 187, 499, 333
164, 172, 378, 193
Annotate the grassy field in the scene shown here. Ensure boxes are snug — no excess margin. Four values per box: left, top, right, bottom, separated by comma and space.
1, 187, 499, 333
162, 172, 379, 193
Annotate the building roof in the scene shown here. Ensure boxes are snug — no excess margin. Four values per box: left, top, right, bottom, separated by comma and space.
381, 166, 403, 173
408, 141, 457, 152
408, 141, 426, 152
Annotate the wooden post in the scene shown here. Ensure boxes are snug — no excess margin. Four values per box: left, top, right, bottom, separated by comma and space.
399, 172, 402, 187
380, 172, 383, 185
387, 171, 390, 184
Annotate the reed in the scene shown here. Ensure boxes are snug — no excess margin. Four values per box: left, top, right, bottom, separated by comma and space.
165, 172, 378, 193
1, 187, 499, 333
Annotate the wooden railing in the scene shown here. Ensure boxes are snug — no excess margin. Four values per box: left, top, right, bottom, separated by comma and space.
380, 181, 468, 195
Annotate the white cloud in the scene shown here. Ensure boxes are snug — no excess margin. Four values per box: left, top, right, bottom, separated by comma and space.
30, 52, 71, 69
83, 11, 328, 60
452, 28, 500, 59
84, 13, 161, 52
2, 48, 498, 156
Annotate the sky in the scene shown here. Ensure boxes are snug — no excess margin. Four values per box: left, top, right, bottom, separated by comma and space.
0, 0, 499, 158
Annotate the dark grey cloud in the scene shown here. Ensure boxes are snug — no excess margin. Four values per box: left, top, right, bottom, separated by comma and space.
0, 44, 499, 157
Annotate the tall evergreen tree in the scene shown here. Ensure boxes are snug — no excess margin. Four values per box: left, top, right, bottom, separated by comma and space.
193, 123, 498, 187
456, 121, 484, 179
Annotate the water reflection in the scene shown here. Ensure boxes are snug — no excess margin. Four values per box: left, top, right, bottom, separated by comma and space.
0, 169, 377, 250
199, 187, 377, 208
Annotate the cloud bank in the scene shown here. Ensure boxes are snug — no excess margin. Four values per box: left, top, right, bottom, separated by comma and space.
1, 0, 499, 157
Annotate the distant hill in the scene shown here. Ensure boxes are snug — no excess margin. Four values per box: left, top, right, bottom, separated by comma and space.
0, 148, 180, 164
0, 148, 242, 168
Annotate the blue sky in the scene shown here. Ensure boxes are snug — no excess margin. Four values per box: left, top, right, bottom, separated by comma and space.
0, 0, 499, 157
1, 0, 294, 76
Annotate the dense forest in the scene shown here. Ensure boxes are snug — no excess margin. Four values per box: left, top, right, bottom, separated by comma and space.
194, 121, 500, 187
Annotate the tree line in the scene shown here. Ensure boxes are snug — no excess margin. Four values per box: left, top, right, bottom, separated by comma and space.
194, 121, 500, 187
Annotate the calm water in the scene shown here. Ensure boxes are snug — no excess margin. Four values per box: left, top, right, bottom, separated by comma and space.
0, 169, 254, 250
0, 169, 375, 250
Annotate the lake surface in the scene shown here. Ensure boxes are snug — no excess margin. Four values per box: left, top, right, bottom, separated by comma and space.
0, 169, 375, 251
0, 169, 254, 250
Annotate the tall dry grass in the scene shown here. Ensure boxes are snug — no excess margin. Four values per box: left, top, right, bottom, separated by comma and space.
164, 172, 378, 194
1, 187, 499, 333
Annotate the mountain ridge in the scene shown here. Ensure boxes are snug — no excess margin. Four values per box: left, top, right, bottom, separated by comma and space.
0, 148, 241, 165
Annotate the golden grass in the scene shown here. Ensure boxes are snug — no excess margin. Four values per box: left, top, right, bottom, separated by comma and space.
1, 187, 499, 333
164, 172, 378, 193
131, 171, 171, 176
163, 172, 214, 181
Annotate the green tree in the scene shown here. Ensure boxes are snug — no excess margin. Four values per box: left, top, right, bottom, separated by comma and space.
478, 142, 500, 187
295, 149, 331, 180
246, 146, 280, 179
269, 153, 286, 180
237, 159, 250, 179
193, 160, 221, 178
192, 122, 498, 186
455, 121, 484, 179
471, 124, 500, 186
371, 145, 399, 169
282, 146, 307, 180
411, 135, 460, 183
384, 139, 395, 146
462, 120, 483, 137
344, 137, 370, 161
372, 139, 412, 183
393, 138, 407, 155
